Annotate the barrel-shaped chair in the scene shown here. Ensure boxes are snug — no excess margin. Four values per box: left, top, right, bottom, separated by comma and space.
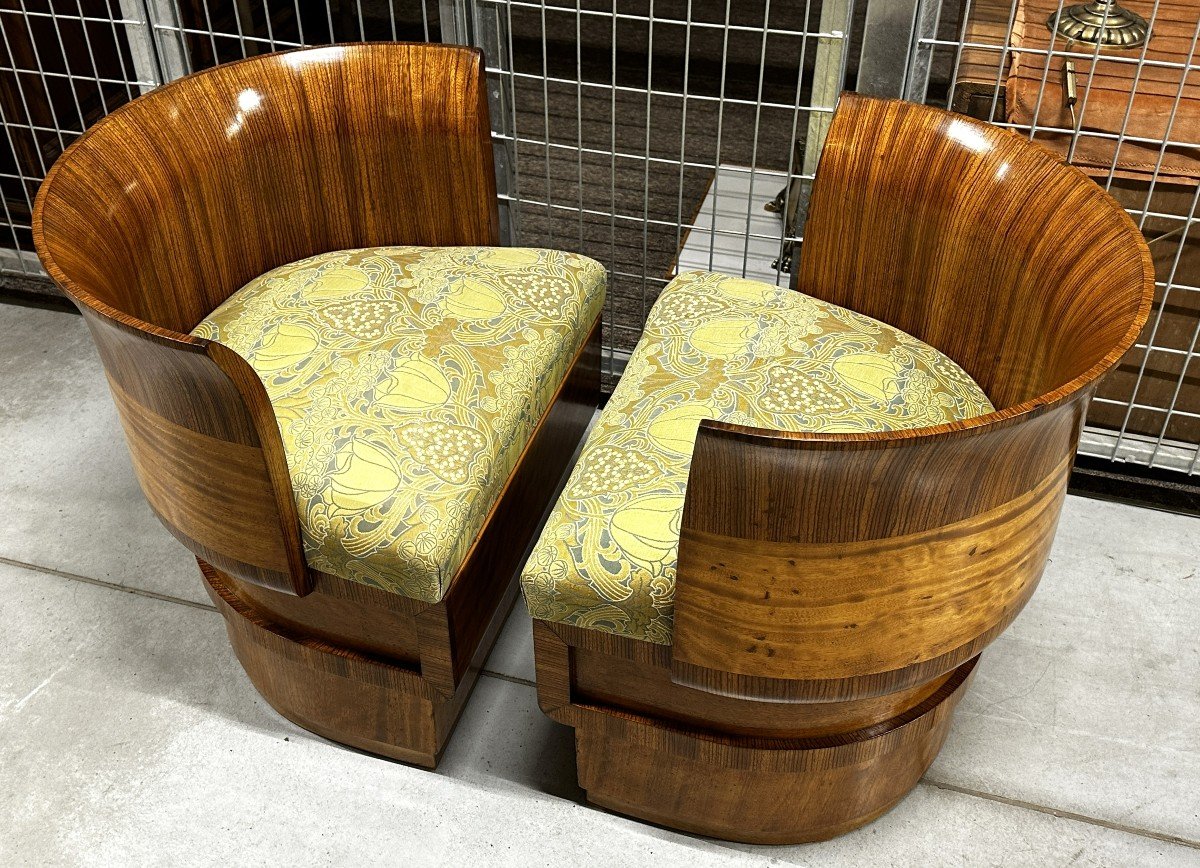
33, 44, 604, 768
520, 94, 1153, 842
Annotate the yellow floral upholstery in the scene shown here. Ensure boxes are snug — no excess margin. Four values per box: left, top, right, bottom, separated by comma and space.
520, 270, 995, 644
193, 246, 606, 602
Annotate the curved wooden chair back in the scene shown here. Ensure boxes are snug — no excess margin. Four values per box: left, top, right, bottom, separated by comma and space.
33, 44, 499, 596
672, 94, 1154, 701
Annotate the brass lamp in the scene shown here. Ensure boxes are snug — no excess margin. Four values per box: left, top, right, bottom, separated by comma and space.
1047, 1, 1150, 48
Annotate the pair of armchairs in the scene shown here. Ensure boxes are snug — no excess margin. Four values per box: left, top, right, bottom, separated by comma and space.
34, 44, 1151, 843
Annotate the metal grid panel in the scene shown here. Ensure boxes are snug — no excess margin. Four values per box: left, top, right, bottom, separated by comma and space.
0, 1, 150, 279
911, 0, 1200, 473
469, 0, 855, 386
0, 0, 1196, 475
0, 1, 442, 282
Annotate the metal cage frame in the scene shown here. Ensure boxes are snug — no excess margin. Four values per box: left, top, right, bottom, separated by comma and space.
1, 0, 1197, 478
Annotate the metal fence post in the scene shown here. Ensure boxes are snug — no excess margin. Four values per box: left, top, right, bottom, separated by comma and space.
442, 0, 516, 246
120, 0, 189, 89
776, 0, 853, 281
857, 0, 924, 98
439, 0, 474, 46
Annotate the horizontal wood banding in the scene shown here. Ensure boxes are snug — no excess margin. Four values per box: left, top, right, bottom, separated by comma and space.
572, 657, 976, 844
527, 94, 1153, 844
226, 570, 424, 665
532, 619, 976, 842
85, 313, 263, 444
574, 646, 955, 739
672, 456, 1068, 696
111, 376, 296, 585
203, 563, 443, 766
576, 655, 976, 769
32, 43, 576, 767
682, 401, 1082, 546
203, 562, 427, 695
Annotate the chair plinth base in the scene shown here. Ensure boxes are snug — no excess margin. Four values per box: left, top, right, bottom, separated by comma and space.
576, 658, 973, 844
202, 562, 491, 768
534, 622, 977, 843
193, 319, 600, 767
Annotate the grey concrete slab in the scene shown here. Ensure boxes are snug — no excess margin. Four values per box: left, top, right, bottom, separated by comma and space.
4, 300, 1199, 861
484, 602, 537, 684
930, 495, 1200, 843
2, 559, 1197, 866
0, 304, 205, 604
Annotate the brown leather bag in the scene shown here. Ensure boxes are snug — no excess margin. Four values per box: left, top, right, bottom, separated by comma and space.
1007, 0, 1200, 181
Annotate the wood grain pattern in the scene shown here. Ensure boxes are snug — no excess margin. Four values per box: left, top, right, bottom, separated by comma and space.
87, 310, 308, 594
35, 43, 498, 334
223, 320, 600, 680
33, 44, 595, 767
532, 94, 1154, 843
33, 43, 499, 597
675, 95, 1152, 700
796, 93, 1151, 412
535, 620, 977, 844
672, 455, 1069, 698
572, 645, 955, 740
203, 562, 445, 767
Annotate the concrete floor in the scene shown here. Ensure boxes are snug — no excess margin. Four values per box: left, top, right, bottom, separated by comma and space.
1, 301, 1198, 867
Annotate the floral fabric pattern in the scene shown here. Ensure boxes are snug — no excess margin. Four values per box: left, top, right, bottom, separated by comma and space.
519, 270, 994, 644
193, 246, 606, 602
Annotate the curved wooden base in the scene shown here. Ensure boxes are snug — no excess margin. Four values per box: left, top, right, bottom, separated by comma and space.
578, 658, 974, 843
192, 321, 600, 767
533, 620, 977, 844
203, 563, 504, 767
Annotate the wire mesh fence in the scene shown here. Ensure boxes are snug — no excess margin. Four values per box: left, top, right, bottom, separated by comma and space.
0, 0, 1196, 475
919, 0, 1200, 473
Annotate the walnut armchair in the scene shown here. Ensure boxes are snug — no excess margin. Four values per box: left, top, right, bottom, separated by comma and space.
33, 44, 602, 768
523, 94, 1154, 842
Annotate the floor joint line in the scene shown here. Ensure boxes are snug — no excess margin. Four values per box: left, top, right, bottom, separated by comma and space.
921, 777, 1200, 850
5, 557, 1195, 853
481, 669, 536, 688
0, 555, 217, 613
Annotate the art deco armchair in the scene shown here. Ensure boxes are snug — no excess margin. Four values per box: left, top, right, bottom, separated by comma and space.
521, 94, 1153, 842
33, 44, 604, 768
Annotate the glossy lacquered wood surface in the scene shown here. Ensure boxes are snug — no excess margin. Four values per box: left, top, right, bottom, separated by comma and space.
532, 94, 1155, 843
204, 317, 598, 766
674, 94, 1153, 700
33, 43, 499, 597
35, 43, 498, 334
796, 94, 1151, 412
32, 44, 596, 767
534, 620, 976, 844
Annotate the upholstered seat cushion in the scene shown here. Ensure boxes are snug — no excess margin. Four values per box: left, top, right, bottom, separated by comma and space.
193, 246, 605, 602
520, 270, 995, 644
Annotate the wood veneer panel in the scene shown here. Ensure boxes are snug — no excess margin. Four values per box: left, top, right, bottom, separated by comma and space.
528, 95, 1155, 843
574, 660, 975, 844
682, 401, 1082, 545
32, 44, 594, 767
84, 312, 306, 593
199, 313, 599, 763
33, 44, 501, 598
573, 646, 954, 740
673, 456, 1069, 687
796, 93, 1150, 410
35, 43, 498, 334
533, 619, 978, 843
672, 96, 1153, 699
